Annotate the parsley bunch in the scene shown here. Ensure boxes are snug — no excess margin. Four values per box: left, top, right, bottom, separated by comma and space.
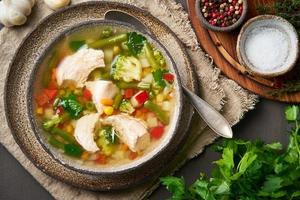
161, 106, 300, 200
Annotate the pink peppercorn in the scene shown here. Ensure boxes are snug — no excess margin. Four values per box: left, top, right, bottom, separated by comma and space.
201, 0, 243, 28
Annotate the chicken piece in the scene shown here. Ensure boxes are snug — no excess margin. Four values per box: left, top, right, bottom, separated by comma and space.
56, 48, 105, 87
74, 113, 100, 152
102, 114, 150, 152
85, 80, 118, 114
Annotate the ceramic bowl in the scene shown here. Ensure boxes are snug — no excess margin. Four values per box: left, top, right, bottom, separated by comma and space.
4, 1, 197, 191
195, 0, 248, 32
237, 15, 299, 77
28, 20, 183, 174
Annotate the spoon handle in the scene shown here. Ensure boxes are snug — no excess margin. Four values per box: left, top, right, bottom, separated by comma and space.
182, 86, 233, 138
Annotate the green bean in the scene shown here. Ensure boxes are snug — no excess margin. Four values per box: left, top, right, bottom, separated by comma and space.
116, 81, 138, 89
51, 127, 76, 144
144, 101, 169, 125
88, 34, 128, 49
113, 91, 123, 109
144, 42, 160, 70
48, 136, 65, 149
64, 143, 83, 157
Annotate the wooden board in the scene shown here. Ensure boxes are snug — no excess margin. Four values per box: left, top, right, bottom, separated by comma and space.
187, 0, 300, 102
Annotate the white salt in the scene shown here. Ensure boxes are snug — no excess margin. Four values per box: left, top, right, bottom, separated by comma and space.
244, 27, 289, 72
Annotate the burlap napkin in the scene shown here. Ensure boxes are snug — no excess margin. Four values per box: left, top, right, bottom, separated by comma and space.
0, 0, 258, 199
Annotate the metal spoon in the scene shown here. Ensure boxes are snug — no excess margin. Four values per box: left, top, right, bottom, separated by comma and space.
105, 10, 233, 138
182, 86, 232, 138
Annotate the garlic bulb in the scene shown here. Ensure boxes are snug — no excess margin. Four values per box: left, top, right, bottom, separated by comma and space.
44, 0, 70, 10
0, 0, 36, 27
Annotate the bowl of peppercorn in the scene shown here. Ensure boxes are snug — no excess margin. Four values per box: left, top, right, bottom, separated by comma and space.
195, 0, 248, 32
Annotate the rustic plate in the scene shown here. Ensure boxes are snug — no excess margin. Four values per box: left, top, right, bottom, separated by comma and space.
188, 0, 300, 102
4, 1, 197, 191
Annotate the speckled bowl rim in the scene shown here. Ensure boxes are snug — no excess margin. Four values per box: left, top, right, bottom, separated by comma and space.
27, 19, 184, 175
4, 1, 198, 190
237, 15, 299, 77
195, 0, 248, 32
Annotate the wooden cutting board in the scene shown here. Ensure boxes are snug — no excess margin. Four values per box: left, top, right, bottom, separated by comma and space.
187, 0, 300, 102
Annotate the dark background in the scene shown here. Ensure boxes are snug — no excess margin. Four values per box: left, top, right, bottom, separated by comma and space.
0, 0, 290, 199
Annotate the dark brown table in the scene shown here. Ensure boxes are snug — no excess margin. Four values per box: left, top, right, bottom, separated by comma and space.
0, 1, 290, 199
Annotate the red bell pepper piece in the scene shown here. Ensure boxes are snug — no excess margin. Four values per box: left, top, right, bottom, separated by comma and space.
36, 89, 57, 106
124, 88, 135, 99
163, 73, 175, 82
56, 106, 64, 115
150, 126, 164, 139
131, 91, 149, 107
83, 89, 92, 101
43, 89, 58, 100
129, 151, 138, 160
95, 153, 107, 164
135, 91, 149, 104
36, 93, 49, 106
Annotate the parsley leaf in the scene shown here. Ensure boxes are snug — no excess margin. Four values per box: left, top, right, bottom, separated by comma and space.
161, 176, 186, 200
162, 105, 300, 200
126, 32, 146, 56
59, 94, 83, 119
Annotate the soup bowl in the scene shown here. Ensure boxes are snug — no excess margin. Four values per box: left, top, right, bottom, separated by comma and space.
5, 1, 196, 191
28, 20, 183, 173
26, 15, 188, 190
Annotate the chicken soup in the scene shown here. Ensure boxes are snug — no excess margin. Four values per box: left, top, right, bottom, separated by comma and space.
34, 26, 177, 167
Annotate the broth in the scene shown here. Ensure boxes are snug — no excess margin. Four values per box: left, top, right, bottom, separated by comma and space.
34, 25, 176, 167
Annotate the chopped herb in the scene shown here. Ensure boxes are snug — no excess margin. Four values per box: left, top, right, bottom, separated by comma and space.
59, 94, 83, 119
126, 32, 146, 56
162, 105, 300, 200
152, 69, 168, 89
99, 126, 118, 144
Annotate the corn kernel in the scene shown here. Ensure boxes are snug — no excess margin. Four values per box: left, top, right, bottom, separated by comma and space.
36, 107, 44, 115
142, 68, 152, 77
103, 106, 114, 115
81, 151, 90, 161
113, 46, 121, 55
156, 93, 164, 103
58, 89, 65, 97
120, 144, 129, 151
65, 124, 74, 134
100, 98, 113, 106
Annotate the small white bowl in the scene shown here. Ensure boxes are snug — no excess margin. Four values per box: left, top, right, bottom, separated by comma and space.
237, 15, 299, 77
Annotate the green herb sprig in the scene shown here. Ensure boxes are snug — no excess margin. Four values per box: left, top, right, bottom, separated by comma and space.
161, 105, 300, 200
257, 0, 300, 34
268, 80, 300, 96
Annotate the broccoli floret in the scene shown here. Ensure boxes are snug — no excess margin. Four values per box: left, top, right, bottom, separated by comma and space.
119, 100, 135, 114
43, 115, 61, 131
96, 136, 117, 156
43, 113, 69, 131
96, 126, 118, 156
126, 32, 146, 55
153, 49, 166, 68
111, 55, 142, 82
